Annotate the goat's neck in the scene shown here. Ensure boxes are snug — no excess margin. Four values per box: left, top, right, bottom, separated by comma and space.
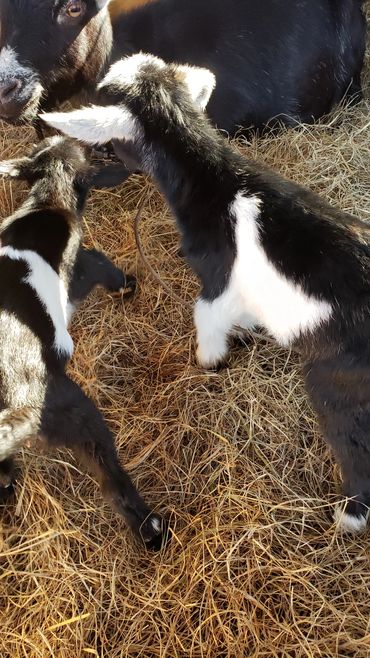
145, 128, 238, 225
23, 174, 77, 216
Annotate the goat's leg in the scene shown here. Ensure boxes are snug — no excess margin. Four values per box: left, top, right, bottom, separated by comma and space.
0, 407, 40, 501
40, 376, 166, 549
69, 247, 136, 306
0, 457, 16, 501
194, 295, 253, 369
90, 139, 141, 189
90, 163, 132, 190
303, 357, 370, 533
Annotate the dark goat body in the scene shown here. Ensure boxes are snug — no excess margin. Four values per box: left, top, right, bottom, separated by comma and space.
44, 55, 370, 533
0, 136, 164, 549
0, 0, 366, 134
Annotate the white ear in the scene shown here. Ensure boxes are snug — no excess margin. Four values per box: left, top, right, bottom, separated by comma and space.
96, 0, 112, 9
175, 65, 216, 111
40, 105, 138, 145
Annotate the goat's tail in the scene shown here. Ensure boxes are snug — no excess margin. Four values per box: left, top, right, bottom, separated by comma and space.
0, 407, 40, 462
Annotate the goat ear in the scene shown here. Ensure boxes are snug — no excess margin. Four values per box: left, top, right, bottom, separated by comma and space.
95, 0, 112, 9
175, 65, 216, 111
40, 105, 138, 145
0, 157, 32, 179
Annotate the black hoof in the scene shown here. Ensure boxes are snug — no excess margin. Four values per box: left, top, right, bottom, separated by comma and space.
0, 458, 16, 502
0, 482, 15, 503
138, 514, 169, 551
120, 274, 137, 300
201, 359, 228, 373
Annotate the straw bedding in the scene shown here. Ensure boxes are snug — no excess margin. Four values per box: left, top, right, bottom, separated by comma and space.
0, 19, 369, 658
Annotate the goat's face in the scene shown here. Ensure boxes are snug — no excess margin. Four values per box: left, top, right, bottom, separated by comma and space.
40, 53, 216, 161
0, 0, 111, 124
0, 136, 91, 212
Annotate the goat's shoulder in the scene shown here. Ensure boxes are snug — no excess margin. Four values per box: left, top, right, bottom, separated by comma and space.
1, 207, 75, 273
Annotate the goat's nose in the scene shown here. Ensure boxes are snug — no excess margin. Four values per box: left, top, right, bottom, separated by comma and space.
0, 79, 22, 106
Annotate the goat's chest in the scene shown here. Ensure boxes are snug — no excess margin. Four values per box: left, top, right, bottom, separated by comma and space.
0, 247, 73, 358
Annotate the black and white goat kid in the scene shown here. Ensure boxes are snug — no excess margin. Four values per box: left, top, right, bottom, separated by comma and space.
0, 135, 164, 549
43, 55, 370, 534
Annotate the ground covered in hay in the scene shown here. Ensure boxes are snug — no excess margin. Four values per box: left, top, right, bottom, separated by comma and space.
0, 37, 370, 658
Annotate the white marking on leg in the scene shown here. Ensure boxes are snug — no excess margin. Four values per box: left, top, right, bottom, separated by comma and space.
230, 193, 333, 346
194, 292, 250, 369
151, 517, 161, 534
0, 247, 73, 357
334, 505, 369, 533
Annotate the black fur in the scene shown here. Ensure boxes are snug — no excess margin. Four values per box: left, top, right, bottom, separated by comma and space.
112, 0, 366, 132
97, 57, 370, 529
0, 136, 165, 548
0, 0, 366, 134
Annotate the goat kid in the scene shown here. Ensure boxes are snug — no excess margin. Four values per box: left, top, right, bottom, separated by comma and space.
43, 54, 370, 534
0, 135, 164, 549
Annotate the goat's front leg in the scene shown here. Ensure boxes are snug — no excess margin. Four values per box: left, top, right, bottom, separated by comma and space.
194, 296, 235, 370
69, 247, 136, 306
194, 295, 256, 369
40, 376, 166, 550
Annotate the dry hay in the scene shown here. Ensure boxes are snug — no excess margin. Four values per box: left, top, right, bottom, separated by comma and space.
0, 35, 370, 658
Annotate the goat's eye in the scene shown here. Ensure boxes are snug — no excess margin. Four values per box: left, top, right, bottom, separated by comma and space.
65, 1, 83, 18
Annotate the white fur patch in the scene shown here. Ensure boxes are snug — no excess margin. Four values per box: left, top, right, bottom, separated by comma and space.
151, 517, 161, 534
175, 64, 216, 110
194, 193, 333, 367
334, 506, 369, 533
0, 46, 33, 81
0, 161, 21, 178
100, 53, 166, 90
41, 105, 139, 146
0, 247, 73, 357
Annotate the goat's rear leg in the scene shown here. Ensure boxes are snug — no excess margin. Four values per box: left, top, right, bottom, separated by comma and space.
40, 376, 166, 549
304, 358, 370, 533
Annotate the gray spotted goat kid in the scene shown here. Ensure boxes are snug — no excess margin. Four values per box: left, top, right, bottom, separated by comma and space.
0, 135, 164, 549
44, 54, 370, 534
